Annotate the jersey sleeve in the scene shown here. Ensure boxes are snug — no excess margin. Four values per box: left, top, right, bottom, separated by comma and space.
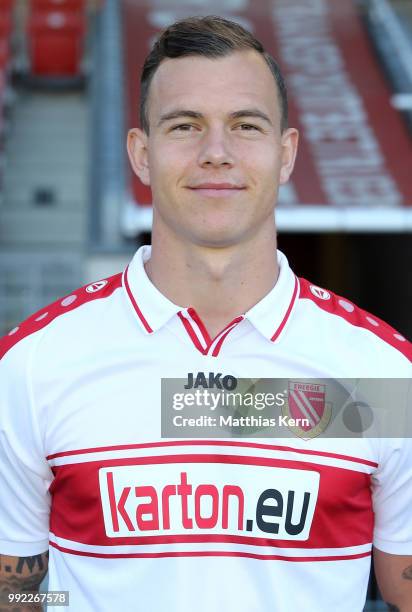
372, 433, 412, 554
0, 333, 53, 555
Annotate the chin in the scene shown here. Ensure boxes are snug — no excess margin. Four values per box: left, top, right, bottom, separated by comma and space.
189, 229, 247, 249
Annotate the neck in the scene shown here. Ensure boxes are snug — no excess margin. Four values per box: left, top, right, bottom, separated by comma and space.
145, 218, 279, 339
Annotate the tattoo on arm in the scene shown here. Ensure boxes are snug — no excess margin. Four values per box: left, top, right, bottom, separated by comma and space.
0, 553, 49, 611
383, 565, 412, 611
402, 564, 412, 580
3, 555, 47, 577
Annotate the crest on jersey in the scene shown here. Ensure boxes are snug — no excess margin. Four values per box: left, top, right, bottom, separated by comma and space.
284, 381, 332, 439
86, 280, 108, 293
309, 285, 330, 300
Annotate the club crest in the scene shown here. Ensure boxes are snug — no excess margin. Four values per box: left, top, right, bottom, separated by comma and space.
285, 381, 332, 439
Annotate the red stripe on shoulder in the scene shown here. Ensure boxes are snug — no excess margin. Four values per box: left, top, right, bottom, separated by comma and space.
0, 273, 123, 360
298, 277, 412, 362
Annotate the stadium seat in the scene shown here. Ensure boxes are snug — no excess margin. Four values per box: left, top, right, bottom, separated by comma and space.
29, 0, 85, 12
27, 10, 85, 77
0, 10, 12, 38
0, 0, 13, 11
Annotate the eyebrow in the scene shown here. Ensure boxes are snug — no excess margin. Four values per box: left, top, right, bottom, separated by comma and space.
157, 108, 273, 127
230, 109, 273, 126
157, 110, 202, 126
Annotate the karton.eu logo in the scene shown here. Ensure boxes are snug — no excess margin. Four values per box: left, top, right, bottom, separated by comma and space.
99, 462, 319, 540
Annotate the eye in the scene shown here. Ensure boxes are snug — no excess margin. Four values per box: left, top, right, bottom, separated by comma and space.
170, 124, 197, 132
236, 123, 261, 132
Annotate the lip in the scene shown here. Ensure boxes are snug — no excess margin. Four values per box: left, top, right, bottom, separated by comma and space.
187, 183, 246, 197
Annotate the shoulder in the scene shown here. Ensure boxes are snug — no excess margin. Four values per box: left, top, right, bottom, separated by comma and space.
0, 273, 123, 362
297, 277, 412, 364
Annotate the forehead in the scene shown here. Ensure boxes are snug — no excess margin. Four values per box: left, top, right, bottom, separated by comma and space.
148, 50, 280, 122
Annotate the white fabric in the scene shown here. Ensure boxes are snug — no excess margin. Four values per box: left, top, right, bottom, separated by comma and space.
0, 246, 411, 612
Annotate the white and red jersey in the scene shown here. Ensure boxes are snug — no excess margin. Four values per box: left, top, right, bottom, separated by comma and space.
0, 246, 411, 612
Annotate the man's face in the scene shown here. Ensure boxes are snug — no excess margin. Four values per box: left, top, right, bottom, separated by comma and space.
128, 49, 298, 247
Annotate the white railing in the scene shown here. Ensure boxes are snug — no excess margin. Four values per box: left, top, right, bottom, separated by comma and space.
369, 0, 412, 88
90, 0, 128, 249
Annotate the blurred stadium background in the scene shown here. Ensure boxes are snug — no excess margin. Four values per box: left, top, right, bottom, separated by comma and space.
0, 0, 411, 608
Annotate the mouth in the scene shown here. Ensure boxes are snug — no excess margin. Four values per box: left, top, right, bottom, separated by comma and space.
187, 184, 246, 198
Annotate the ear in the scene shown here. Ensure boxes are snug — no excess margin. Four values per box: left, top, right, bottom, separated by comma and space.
127, 128, 151, 186
279, 128, 299, 185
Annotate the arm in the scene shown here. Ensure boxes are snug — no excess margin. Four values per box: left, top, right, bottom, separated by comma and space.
0, 337, 53, 612
373, 547, 412, 612
0, 553, 49, 611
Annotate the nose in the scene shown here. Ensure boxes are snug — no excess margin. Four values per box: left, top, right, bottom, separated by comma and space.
197, 127, 234, 168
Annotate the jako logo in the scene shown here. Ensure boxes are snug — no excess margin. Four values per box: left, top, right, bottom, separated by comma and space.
309, 285, 330, 300
86, 280, 108, 293
184, 372, 237, 390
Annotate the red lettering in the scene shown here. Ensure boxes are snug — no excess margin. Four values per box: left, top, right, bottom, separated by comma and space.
222, 485, 244, 530
117, 488, 135, 531
106, 472, 135, 532
161, 484, 177, 529
105, 470, 248, 535
106, 471, 120, 532
177, 472, 193, 529
135, 486, 159, 531
195, 484, 219, 529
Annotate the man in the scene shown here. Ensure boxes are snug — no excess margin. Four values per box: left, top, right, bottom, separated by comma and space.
1, 15, 411, 612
